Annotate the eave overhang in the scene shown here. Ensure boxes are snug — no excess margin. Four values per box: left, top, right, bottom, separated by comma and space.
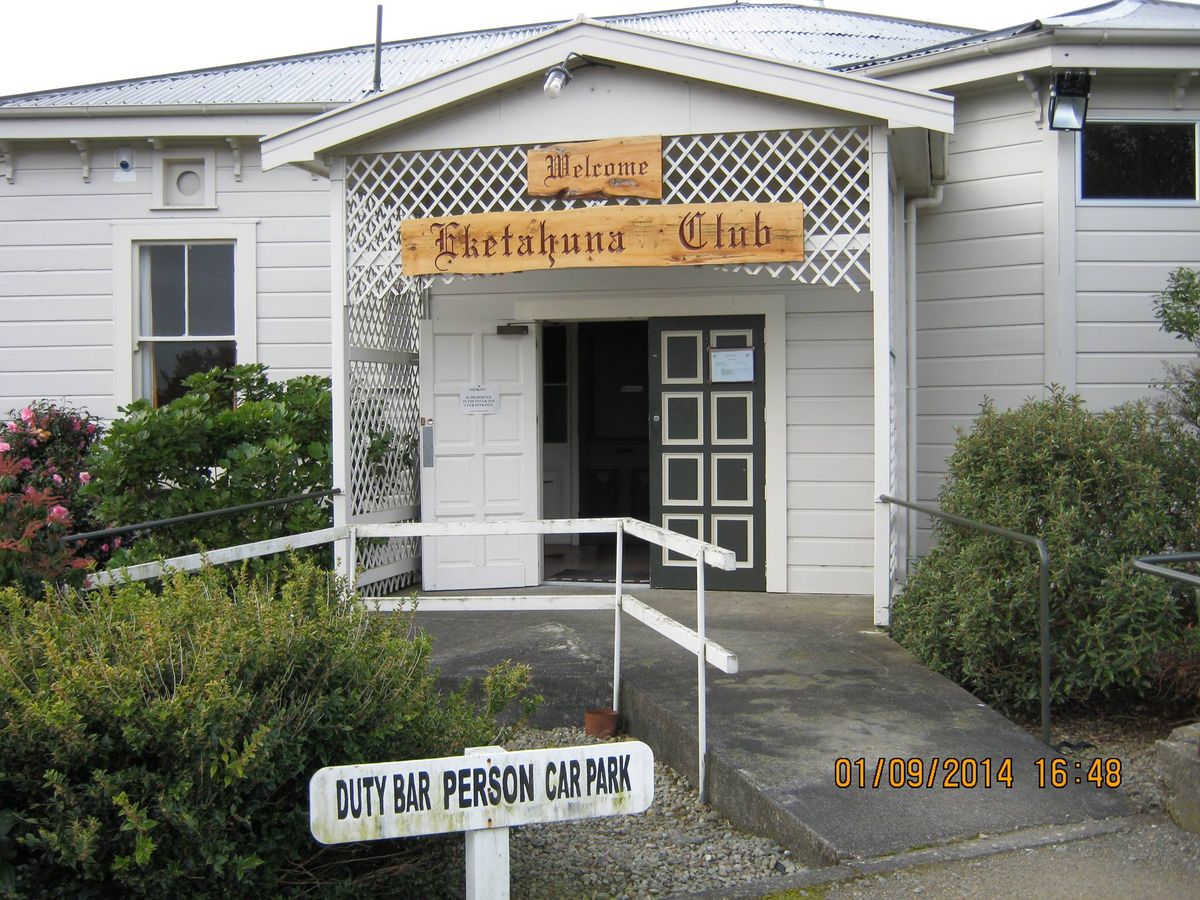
261, 18, 955, 172
859, 25, 1200, 91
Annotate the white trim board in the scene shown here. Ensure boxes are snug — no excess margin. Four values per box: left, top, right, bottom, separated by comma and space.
111, 219, 258, 409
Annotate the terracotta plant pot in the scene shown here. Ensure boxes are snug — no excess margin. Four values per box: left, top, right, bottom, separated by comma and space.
584, 707, 619, 739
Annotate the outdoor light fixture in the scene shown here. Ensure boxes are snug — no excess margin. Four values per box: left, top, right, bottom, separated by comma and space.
1048, 70, 1092, 131
543, 53, 581, 99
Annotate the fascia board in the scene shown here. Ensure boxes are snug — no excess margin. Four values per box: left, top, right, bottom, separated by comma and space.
879, 46, 1053, 92
864, 26, 1200, 89
262, 23, 952, 170
0, 112, 316, 141
1048, 41, 1200, 69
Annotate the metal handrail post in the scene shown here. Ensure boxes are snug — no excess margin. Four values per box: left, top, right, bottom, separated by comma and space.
613, 520, 624, 712
879, 494, 1053, 746
696, 554, 708, 804
1133, 552, 1200, 589
1133, 552, 1200, 621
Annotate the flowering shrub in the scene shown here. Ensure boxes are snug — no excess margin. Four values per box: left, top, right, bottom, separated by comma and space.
0, 402, 103, 592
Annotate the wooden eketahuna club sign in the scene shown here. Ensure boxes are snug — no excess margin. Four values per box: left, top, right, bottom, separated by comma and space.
310, 743, 655, 899
400, 202, 805, 277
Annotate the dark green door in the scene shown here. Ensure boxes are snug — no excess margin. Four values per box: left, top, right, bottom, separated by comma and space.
649, 316, 766, 591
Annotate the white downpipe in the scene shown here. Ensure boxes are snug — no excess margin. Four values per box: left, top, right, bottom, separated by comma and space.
904, 185, 944, 565
696, 555, 707, 804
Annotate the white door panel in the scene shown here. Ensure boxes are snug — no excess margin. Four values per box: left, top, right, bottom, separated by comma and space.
420, 320, 540, 590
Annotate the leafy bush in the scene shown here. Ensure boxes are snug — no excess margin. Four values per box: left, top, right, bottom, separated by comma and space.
0, 402, 103, 591
0, 559, 538, 896
83, 365, 332, 566
1153, 266, 1200, 434
1155, 624, 1200, 713
891, 390, 1200, 710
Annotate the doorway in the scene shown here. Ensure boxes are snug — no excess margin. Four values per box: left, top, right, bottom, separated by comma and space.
542, 321, 651, 583
540, 314, 766, 590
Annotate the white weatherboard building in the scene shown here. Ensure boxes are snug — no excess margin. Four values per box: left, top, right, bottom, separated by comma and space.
1, 1, 1197, 623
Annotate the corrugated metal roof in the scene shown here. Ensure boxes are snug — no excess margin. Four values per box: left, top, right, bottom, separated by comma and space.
844, 0, 1200, 72
0, 3, 975, 110
1043, 0, 1200, 28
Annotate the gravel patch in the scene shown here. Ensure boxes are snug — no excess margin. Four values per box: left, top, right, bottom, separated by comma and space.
503, 726, 798, 899
1016, 708, 1192, 813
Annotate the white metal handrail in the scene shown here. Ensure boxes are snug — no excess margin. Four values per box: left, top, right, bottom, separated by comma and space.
87, 516, 738, 802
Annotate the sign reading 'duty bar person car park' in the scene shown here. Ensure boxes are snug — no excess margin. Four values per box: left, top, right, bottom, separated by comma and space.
309, 742, 655, 845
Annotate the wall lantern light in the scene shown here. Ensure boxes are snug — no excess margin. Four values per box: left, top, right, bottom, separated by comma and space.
1048, 70, 1092, 131
543, 53, 581, 99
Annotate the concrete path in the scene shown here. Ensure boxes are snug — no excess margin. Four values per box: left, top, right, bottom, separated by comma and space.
415, 588, 1130, 867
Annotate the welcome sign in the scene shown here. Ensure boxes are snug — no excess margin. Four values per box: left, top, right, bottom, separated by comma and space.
400, 202, 805, 276
527, 135, 663, 199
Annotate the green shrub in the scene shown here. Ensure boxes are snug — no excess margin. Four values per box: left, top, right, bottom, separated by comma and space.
83, 365, 332, 567
0, 559, 537, 897
1154, 624, 1200, 713
891, 390, 1200, 710
0, 402, 104, 591
1153, 266, 1200, 434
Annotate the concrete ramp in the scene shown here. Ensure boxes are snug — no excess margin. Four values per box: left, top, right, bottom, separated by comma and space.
417, 589, 1130, 865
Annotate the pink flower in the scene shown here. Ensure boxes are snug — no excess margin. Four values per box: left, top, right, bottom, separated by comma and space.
5, 422, 16, 433
79, 471, 91, 484
71, 419, 81, 431
86, 422, 97, 434
19, 407, 33, 422
17, 457, 32, 471
47, 505, 70, 524
0, 441, 8, 453
101, 543, 110, 553
52, 473, 63, 484
113, 536, 122, 548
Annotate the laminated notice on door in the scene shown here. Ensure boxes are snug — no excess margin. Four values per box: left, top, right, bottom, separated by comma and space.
459, 384, 500, 415
710, 348, 754, 383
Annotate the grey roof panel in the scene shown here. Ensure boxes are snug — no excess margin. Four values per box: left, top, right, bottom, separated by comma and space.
844, 0, 1200, 73
1043, 0, 1200, 27
0, 3, 974, 109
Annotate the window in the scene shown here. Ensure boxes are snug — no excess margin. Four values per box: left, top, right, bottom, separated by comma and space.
138, 243, 236, 405
1080, 122, 1198, 201
113, 222, 257, 409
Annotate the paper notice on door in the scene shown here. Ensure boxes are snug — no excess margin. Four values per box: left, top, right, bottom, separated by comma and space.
459, 384, 500, 414
710, 348, 754, 383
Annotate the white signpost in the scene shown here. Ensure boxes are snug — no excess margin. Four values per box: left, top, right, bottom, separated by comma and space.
310, 742, 655, 899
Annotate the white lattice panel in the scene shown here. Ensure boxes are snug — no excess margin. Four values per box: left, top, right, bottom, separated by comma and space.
342, 128, 874, 588
357, 536, 419, 597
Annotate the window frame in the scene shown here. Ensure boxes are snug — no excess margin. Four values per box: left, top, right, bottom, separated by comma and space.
1076, 117, 1200, 207
113, 221, 258, 407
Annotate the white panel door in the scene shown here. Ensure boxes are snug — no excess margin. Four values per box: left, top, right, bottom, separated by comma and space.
419, 319, 540, 590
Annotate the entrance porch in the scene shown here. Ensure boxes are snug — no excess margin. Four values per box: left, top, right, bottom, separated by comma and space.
418, 589, 1131, 865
